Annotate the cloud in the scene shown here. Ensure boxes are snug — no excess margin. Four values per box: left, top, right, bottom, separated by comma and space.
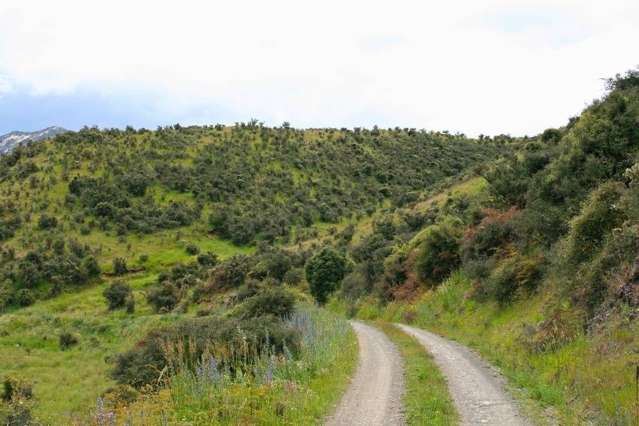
0, 0, 638, 135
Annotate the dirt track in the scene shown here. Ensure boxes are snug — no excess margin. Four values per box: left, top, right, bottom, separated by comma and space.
325, 321, 405, 426
397, 324, 531, 426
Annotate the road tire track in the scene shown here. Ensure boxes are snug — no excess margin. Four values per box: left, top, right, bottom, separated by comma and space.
397, 324, 531, 426
325, 321, 405, 426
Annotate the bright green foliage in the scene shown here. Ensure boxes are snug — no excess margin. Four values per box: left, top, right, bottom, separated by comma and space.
305, 247, 348, 304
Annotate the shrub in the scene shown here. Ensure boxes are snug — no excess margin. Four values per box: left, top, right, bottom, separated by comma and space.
112, 316, 299, 388
196, 251, 218, 267
415, 220, 462, 286
15, 289, 35, 307
112, 257, 128, 275
282, 268, 304, 286
103, 281, 132, 310
125, 295, 135, 314
236, 287, 295, 319
59, 332, 79, 350
147, 281, 181, 312
185, 244, 199, 255
305, 247, 348, 305
37, 214, 58, 230
485, 254, 544, 305
565, 182, 626, 264
82, 255, 101, 277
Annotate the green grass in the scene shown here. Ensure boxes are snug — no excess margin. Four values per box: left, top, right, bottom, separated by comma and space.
0, 231, 252, 424
116, 307, 359, 425
378, 322, 458, 426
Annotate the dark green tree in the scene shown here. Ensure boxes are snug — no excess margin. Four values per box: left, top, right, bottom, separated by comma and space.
305, 247, 348, 304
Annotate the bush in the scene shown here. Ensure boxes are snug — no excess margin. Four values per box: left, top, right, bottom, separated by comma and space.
416, 220, 462, 286
82, 255, 101, 277
15, 289, 34, 307
565, 182, 626, 264
196, 251, 218, 267
185, 244, 199, 255
147, 281, 181, 312
305, 247, 348, 305
236, 287, 295, 319
112, 316, 300, 388
112, 257, 128, 275
59, 332, 79, 350
485, 254, 544, 305
282, 268, 304, 286
37, 214, 58, 230
103, 281, 132, 310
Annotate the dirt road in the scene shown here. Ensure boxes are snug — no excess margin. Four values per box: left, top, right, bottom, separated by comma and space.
397, 324, 531, 426
325, 321, 405, 426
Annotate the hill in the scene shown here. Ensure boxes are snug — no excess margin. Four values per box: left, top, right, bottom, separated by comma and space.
0, 122, 500, 422
337, 68, 639, 424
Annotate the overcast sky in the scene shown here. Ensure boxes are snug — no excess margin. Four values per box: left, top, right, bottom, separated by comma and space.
1, 0, 637, 136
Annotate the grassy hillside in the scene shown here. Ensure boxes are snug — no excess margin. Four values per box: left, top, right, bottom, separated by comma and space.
334, 69, 639, 424
0, 123, 498, 423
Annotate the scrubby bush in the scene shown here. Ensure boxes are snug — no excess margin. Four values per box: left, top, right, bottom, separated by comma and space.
485, 254, 544, 304
147, 281, 182, 312
415, 220, 462, 286
112, 316, 299, 388
59, 332, 79, 350
37, 214, 58, 230
196, 251, 218, 267
185, 243, 199, 255
564, 182, 626, 264
305, 247, 348, 304
282, 268, 304, 286
103, 281, 132, 310
236, 287, 295, 319
112, 257, 128, 275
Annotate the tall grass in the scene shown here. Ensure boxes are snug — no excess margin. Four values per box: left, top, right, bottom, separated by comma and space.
109, 307, 357, 425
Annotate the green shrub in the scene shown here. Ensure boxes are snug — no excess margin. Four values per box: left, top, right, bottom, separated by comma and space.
103, 281, 132, 310
485, 254, 544, 304
416, 220, 462, 286
59, 332, 79, 350
37, 214, 58, 230
565, 182, 626, 264
282, 267, 304, 286
185, 243, 199, 255
236, 287, 295, 319
112, 257, 128, 275
112, 316, 299, 388
14, 289, 34, 307
147, 281, 182, 312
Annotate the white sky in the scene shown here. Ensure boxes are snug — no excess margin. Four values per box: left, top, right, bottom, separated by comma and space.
1, 0, 638, 136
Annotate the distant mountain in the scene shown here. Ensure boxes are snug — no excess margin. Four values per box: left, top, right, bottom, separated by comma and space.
0, 126, 68, 154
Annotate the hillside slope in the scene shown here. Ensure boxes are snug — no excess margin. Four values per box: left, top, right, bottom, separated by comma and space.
0, 123, 499, 422
337, 69, 639, 424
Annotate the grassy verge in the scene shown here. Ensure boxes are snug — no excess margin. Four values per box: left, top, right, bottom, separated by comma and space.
377, 322, 458, 426
114, 307, 358, 425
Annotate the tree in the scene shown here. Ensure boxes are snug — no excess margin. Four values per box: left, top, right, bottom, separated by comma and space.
305, 247, 348, 304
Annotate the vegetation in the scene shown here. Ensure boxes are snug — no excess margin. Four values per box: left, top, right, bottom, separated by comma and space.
337, 69, 639, 424
2, 65, 637, 423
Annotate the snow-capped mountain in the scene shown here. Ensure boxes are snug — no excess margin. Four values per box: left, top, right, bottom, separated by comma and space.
0, 126, 68, 154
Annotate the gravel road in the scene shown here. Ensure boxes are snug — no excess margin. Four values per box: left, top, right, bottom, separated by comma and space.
325, 321, 405, 426
397, 324, 531, 426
